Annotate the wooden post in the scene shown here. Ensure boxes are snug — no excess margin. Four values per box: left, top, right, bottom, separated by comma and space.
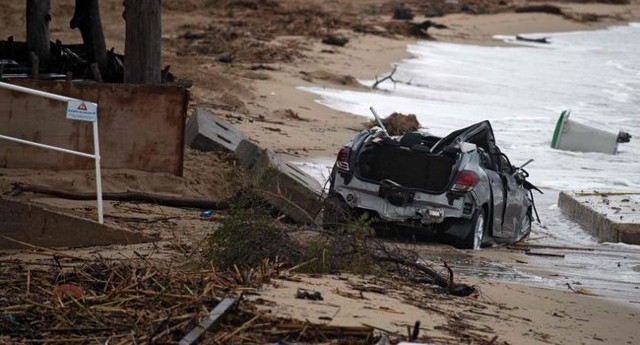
70, 0, 107, 76
26, 0, 51, 68
123, 0, 161, 84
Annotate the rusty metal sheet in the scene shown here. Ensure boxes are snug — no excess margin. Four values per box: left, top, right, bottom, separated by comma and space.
0, 80, 187, 175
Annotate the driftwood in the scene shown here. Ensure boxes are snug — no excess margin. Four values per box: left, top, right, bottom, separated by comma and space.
516, 35, 550, 44
370, 243, 478, 297
372, 65, 398, 89
371, 252, 449, 288
10, 182, 234, 210
443, 261, 478, 297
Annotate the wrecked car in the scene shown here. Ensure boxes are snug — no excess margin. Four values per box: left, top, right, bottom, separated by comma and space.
323, 116, 540, 249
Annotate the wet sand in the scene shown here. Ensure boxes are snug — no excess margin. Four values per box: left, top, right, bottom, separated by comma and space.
234, 3, 640, 344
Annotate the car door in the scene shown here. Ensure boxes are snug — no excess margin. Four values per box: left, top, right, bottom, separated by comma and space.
477, 148, 507, 238
501, 173, 526, 237
485, 169, 507, 237
498, 154, 528, 238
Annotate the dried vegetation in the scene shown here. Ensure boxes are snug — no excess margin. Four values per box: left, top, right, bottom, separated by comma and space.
0, 190, 487, 344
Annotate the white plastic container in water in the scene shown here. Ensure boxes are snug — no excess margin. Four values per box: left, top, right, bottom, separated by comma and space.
551, 110, 620, 154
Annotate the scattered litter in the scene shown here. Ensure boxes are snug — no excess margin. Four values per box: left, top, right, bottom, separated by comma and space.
200, 209, 214, 218
566, 283, 598, 296
322, 34, 349, 47
52, 283, 85, 301
295, 288, 324, 301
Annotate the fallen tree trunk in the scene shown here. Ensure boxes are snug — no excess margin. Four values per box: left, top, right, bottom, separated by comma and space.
10, 182, 233, 210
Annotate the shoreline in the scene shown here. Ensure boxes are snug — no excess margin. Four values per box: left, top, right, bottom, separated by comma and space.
245, 6, 640, 344
228, 2, 640, 158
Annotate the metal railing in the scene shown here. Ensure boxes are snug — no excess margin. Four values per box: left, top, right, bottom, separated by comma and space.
0, 81, 104, 224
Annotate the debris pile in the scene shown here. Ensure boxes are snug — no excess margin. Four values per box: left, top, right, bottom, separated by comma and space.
0, 39, 187, 84
0, 256, 256, 344
170, 0, 512, 64
0, 253, 378, 344
369, 112, 421, 136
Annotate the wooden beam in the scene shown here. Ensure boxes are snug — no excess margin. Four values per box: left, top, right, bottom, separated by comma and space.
70, 0, 107, 76
123, 0, 161, 84
179, 297, 237, 345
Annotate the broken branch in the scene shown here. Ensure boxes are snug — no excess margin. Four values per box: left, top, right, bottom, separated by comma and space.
372, 65, 398, 89
10, 182, 234, 210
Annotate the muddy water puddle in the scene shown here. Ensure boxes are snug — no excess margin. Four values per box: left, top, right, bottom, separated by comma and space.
411, 242, 640, 305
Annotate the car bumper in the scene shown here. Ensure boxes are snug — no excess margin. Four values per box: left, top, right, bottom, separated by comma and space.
333, 176, 476, 224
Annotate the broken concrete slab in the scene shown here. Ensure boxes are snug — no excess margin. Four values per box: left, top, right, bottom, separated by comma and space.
237, 140, 323, 224
186, 109, 323, 224
558, 191, 640, 244
0, 198, 155, 249
185, 107, 247, 152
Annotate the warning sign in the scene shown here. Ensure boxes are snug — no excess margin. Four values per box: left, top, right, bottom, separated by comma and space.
66, 99, 97, 122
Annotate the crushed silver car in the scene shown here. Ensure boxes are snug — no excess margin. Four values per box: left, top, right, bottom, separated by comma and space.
323, 111, 540, 249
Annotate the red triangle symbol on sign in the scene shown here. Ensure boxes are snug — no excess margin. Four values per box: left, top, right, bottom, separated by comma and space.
77, 102, 87, 111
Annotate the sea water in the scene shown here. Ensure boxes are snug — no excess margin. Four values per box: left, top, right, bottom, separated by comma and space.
300, 23, 640, 194
296, 24, 640, 298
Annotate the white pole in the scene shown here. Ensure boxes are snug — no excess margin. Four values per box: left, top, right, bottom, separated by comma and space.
0, 81, 72, 102
0, 134, 95, 159
92, 120, 104, 224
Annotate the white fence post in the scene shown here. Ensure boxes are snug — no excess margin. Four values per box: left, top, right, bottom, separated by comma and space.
0, 81, 104, 224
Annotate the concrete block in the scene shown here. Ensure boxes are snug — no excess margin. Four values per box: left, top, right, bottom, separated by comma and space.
184, 111, 323, 224
0, 198, 155, 249
558, 191, 640, 244
236, 140, 323, 224
185, 107, 247, 152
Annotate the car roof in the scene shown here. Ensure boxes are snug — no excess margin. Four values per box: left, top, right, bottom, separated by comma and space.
430, 120, 496, 154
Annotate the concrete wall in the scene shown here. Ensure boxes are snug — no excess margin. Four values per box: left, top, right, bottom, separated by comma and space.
558, 192, 640, 245
0, 198, 155, 249
0, 80, 187, 175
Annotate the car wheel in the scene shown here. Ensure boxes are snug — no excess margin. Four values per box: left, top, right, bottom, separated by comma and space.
322, 194, 353, 230
460, 210, 485, 250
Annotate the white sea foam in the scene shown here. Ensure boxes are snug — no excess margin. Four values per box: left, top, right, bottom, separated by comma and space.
299, 23, 640, 195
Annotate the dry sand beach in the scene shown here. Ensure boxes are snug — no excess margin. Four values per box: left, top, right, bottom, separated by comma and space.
1, 0, 640, 344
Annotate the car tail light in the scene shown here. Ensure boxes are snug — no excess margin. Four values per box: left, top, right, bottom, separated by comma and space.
451, 171, 479, 192
336, 147, 350, 171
